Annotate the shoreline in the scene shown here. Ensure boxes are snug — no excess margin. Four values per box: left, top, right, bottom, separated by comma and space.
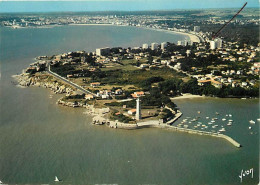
7, 23, 201, 43
142, 27, 200, 43
68, 23, 200, 43
171, 94, 206, 100
59, 23, 201, 43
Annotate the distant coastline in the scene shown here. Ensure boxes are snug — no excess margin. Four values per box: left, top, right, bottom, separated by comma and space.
7, 23, 200, 44
68, 23, 200, 43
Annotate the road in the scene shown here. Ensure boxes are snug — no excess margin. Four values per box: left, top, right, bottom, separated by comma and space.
46, 63, 97, 97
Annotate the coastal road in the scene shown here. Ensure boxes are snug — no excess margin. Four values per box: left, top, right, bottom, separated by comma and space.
46, 63, 97, 97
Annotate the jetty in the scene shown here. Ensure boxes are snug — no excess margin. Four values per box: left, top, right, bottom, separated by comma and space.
163, 125, 241, 148
93, 110, 241, 148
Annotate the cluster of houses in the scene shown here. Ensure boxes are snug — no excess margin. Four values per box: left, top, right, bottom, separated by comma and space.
85, 85, 124, 100
36, 34, 259, 92
194, 74, 256, 89
24, 61, 47, 74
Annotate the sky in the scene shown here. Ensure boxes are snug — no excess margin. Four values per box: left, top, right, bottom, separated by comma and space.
0, 0, 258, 13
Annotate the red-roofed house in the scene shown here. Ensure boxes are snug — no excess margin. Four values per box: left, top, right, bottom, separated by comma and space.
128, 109, 136, 115
131, 91, 145, 98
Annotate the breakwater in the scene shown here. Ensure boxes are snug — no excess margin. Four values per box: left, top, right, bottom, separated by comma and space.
163, 125, 241, 148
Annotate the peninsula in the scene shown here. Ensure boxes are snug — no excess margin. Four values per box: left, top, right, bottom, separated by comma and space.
14, 28, 259, 147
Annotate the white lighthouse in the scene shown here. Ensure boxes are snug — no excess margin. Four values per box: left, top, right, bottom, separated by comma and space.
136, 98, 142, 120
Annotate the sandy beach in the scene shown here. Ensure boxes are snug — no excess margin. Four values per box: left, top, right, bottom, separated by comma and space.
140, 27, 201, 43
171, 94, 206, 100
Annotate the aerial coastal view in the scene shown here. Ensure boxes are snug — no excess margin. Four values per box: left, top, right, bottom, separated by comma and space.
0, 0, 259, 184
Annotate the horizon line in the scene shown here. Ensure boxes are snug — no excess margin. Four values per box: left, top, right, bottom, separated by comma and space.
0, 7, 258, 14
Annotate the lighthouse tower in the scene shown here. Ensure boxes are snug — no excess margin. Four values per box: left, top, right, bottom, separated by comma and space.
136, 97, 142, 120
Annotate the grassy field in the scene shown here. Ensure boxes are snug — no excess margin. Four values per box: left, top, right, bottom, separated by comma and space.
101, 58, 146, 71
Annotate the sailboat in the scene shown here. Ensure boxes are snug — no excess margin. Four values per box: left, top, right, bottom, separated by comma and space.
54, 176, 60, 182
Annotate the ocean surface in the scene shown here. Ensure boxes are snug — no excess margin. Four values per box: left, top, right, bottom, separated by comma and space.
0, 25, 259, 185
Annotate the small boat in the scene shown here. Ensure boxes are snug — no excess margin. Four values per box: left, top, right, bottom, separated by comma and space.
54, 176, 60, 182
206, 117, 209, 119
0, 180, 3, 184
222, 118, 226, 121
211, 120, 215, 123
198, 111, 201, 114
229, 114, 232, 117
249, 120, 255, 124
216, 112, 219, 115
227, 122, 232, 126
226, 114, 228, 117
229, 120, 233, 122
257, 118, 260, 122
219, 128, 226, 132
249, 126, 252, 129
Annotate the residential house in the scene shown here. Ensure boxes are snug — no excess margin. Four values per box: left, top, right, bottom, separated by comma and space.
128, 109, 136, 115
90, 82, 101, 88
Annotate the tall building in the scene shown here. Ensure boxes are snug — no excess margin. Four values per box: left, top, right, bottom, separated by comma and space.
186, 50, 191, 57
161, 42, 167, 50
184, 40, 188, 46
215, 38, 223, 48
151, 42, 158, 50
194, 26, 200, 32
96, 47, 110, 56
136, 98, 142, 120
210, 41, 216, 50
142, 43, 149, 49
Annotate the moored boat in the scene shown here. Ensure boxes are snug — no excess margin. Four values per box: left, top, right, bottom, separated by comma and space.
227, 122, 232, 126
54, 176, 60, 182
249, 120, 255, 124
